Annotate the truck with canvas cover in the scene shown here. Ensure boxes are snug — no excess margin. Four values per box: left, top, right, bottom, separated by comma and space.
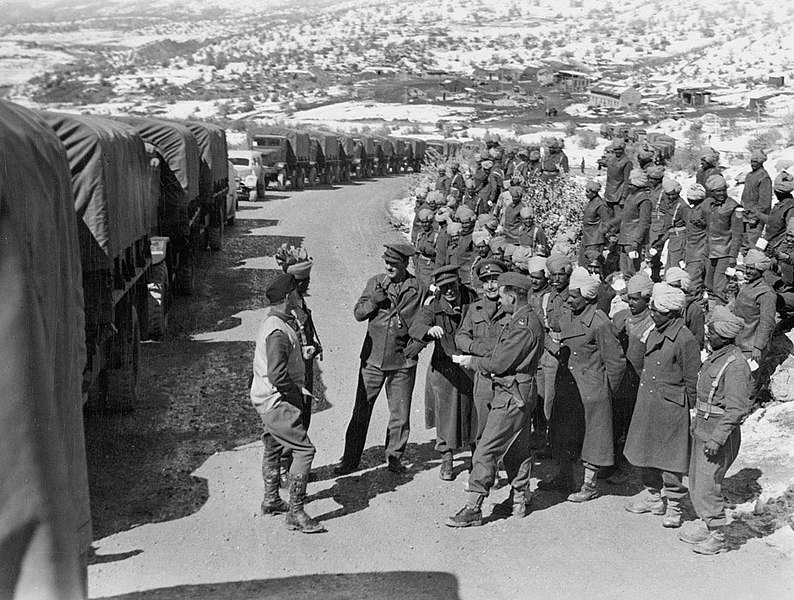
251, 126, 311, 191
410, 138, 427, 171
648, 134, 676, 164
373, 137, 393, 176
391, 138, 406, 174
0, 99, 91, 600
178, 120, 231, 251
42, 111, 153, 413
309, 131, 342, 185
350, 134, 375, 178
336, 132, 357, 182
115, 116, 202, 298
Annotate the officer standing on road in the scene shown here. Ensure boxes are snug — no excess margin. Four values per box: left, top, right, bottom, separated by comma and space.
681, 307, 751, 555
251, 273, 325, 533
446, 272, 545, 526
335, 243, 421, 475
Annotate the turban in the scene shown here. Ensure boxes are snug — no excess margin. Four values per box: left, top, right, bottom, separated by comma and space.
708, 306, 746, 339
529, 150, 541, 160
611, 275, 627, 293
701, 147, 720, 165
489, 235, 507, 254
447, 222, 463, 236
504, 243, 517, 258
569, 267, 600, 300
664, 266, 691, 291
750, 149, 767, 162
266, 273, 296, 303
517, 148, 529, 158
286, 260, 313, 280
435, 207, 452, 223
417, 208, 433, 221
546, 253, 572, 273
472, 230, 491, 246
637, 148, 655, 162
519, 205, 535, 218
415, 187, 428, 199
448, 188, 461, 199
478, 214, 499, 231
480, 150, 490, 160
509, 186, 524, 199
512, 246, 533, 269
687, 183, 706, 201
610, 139, 626, 150
627, 272, 654, 296
629, 168, 649, 187
490, 148, 502, 159
449, 161, 460, 170
585, 179, 601, 192
705, 174, 727, 191
662, 177, 682, 194
774, 171, 794, 193
481, 160, 494, 169
744, 248, 772, 270
646, 165, 665, 180
651, 282, 686, 313
455, 206, 476, 223
787, 216, 794, 235
527, 256, 548, 274
427, 190, 445, 206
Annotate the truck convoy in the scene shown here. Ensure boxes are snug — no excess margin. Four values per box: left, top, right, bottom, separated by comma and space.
251, 126, 311, 190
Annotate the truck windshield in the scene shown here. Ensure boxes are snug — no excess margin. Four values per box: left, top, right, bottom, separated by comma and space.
252, 137, 281, 147
229, 157, 250, 166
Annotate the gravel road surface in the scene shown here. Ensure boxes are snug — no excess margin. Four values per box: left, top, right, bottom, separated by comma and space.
85, 177, 794, 600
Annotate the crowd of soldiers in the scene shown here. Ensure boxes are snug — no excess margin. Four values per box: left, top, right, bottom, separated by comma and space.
249, 134, 794, 557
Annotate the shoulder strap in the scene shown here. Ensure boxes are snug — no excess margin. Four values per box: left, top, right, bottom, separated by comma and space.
707, 354, 736, 406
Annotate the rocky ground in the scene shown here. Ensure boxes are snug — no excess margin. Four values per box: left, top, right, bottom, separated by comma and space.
84, 176, 794, 600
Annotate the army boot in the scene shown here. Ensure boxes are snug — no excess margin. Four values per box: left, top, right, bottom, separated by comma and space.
537, 457, 576, 492
678, 520, 709, 544
446, 493, 484, 528
625, 489, 666, 515
568, 465, 598, 503
512, 489, 532, 518
261, 437, 288, 515
662, 498, 683, 528
285, 473, 326, 534
693, 527, 727, 555
439, 451, 455, 481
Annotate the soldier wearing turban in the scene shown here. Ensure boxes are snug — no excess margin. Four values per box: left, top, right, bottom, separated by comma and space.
580, 179, 614, 267
696, 147, 721, 188
704, 172, 743, 305
618, 169, 652, 277
741, 149, 773, 252
734, 249, 776, 369
665, 267, 705, 349
659, 177, 687, 270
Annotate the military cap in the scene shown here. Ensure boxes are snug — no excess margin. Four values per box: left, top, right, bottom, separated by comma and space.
286, 260, 313, 281
455, 206, 476, 223
432, 264, 460, 286
266, 273, 296, 303
476, 258, 507, 279
383, 242, 416, 263
497, 271, 531, 291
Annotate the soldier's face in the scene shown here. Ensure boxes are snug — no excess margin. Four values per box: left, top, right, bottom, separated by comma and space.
440, 281, 460, 303
613, 148, 624, 158
529, 270, 547, 292
421, 219, 433, 231
549, 269, 570, 292
585, 189, 598, 200
482, 276, 500, 299
746, 266, 763, 282
711, 188, 728, 203
521, 216, 534, 227
750, 159, 762, 171
498, 287, 517, 313
385, 259, 407, 280
649, 302, 674, 328
477, 243, 490, 258
627, 292, 649, 315
706, 324, 729, 351
461, 221, 475, 234
566, 289, 589, 315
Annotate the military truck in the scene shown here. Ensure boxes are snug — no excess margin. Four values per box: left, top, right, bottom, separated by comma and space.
646, 133, 676, 164
251, 127, 311, 190
392, 138, 406, 174
336, 133, 358, 182
350, 135, 375, 178
310, 131, 343, 185
43, 111, 156, 412
1, 99, 92, 597
374, 137, 394, 176
409, 138, 427, 172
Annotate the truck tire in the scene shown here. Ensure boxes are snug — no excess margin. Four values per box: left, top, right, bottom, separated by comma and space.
174, 259, 195, 296
106, 305, 140, 413
308, 166, 316, 187
277, 171, 287, 191
147, 262, 169, 339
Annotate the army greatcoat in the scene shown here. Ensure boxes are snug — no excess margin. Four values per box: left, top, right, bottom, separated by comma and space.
604, 154, 632, 205
413, 228, 436, 290
734, 277, 776, 356
624, 318, 700, 473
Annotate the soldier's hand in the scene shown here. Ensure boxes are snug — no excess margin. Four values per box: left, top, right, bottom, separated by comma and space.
751, 347, 762, 362
427, 325, 444, 339
371, 285, 389, 305
703, 440, 721, 457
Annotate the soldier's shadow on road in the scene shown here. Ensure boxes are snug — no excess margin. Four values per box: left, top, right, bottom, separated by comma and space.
96, 571, 461, 600
308, 441, 438, 523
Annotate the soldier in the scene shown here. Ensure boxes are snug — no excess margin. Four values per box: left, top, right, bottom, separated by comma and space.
489, 235, 507, 264
453, 206, 478, 293
585, 255, 617, 316
771, 217, 794, 321
410, 187, 430, 243
501, 186, 526, 244
527, 149, 542, 180
251, 273, 325, 533
665, 267, 706, 350
696, 147, 721, 188
446, 272, 545, 525
704, 174, 742, 305
624, 283, 700, 529
637, 146, 655, 172
335, 243, 422, 475
469, 229, 492, 290
473, 159, 495, 215
617, 169, 652, 278
550, 268, 626, 501
753, 171, 794, 254
517, 205, 550, 257
409, 265, 476, 480
540, 138, 569, 182
435, 166, 451, 195
683, 183, 708, 300
740, 149, 773, 252
455, 259, 509, 446
487, 157, 505, 210
680, 307, 751, 555
660, 177, 687, 270
285, 258, 321, 412
509, 148, 530, 181
611, 273, 655, 483
579, 179, 613, 266
646, 165, 667, 282
604, 139, 632, 212
436, 221, 462, 270
527, 256, 553, 451
413, 208, 436, 290
449, 161, 466, 197
477, 213, 499, 238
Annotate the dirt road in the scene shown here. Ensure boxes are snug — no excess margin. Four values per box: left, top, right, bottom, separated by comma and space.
85, 177, 794, 600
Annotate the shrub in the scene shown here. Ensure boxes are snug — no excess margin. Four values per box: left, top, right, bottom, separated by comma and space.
578, 129, 599, 149
564, 120, 577, 136
747, 129, 780, 154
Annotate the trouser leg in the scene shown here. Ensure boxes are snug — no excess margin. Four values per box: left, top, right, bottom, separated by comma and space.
640, 467, 663, 494
473, 374, 493, 442
686, 260, 705, 299
691, 430, 740, 528
742, 222, 763, 254
468, 392, 527, 497
661, 470, 688, 501
383, 365, 417, 462
503, 409, 533, 497
341, 362, 386, 466
302, 359, 314, 430
540, 351, 558, 420
260, 397, 316, 476
620, 245, 639, 278
711, 256, 730, 304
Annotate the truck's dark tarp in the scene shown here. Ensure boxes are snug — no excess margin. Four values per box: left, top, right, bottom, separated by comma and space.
309, 132, 340, 161
116, 116, 200, 236
254, 127, 310, 161
0, 100, 90, 599
392, 138, 406, 157
43, 112, 150, 272
178, 121, 229, 204
335, 133, 356, 159
352, 135, 375, 158
376, 137, 394, 157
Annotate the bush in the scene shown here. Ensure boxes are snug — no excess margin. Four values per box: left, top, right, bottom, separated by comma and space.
564, 120, 577, 136
747, 129, 780, 154
578, 130, 599, 149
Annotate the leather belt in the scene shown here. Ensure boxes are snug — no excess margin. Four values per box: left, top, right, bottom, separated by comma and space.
696, 400, 725, 416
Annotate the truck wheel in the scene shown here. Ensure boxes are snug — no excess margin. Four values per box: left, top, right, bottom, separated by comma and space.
277, 171, 286, 191
147, 262, 169, 339
106, 305, 140, 413
174, 259, 195, 296
308, 167, 316, 187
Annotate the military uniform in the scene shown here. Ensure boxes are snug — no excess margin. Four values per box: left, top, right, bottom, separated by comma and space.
648, 183, 667, 280
542, 286, 571, 419
734, 277, 776, 358
663, 195, 688, 269
684, 200, 709, 297
604, 154, 632, 207
413, 227, 436, 290
517, 224, 549, 256
502, 199, 525, 244
705, 197, 742, 304
579, 193, 613, 265
741, 167, 772, 251
339, 250, 421, 471
540, 151, 569, 182
684, 296, 706, 350
617, 187, 651, 277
